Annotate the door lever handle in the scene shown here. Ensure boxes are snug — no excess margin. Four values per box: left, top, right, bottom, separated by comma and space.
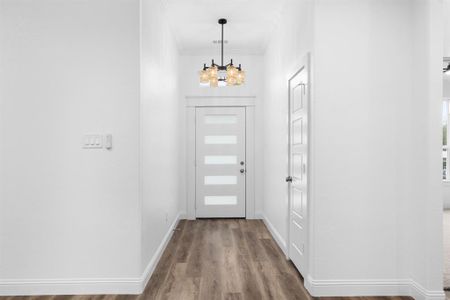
286, 176, 293, 182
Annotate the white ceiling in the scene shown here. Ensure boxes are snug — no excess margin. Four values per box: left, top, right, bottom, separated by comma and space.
163, 0, 287, 55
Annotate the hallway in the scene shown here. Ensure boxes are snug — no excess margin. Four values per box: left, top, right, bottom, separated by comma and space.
0, 0, 446, 298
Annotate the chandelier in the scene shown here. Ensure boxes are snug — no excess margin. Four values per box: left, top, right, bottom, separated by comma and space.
199, 18, 245, 87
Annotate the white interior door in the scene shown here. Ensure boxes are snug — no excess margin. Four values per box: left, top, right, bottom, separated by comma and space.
287, 66, 309, 275
195, 107, 246, 218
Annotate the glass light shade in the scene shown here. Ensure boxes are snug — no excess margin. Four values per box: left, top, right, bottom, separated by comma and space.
226, 65, 238, 78
199, 60, 245, 87
208, 65, 218, 78
236, 70, 245, 85
199, 69, 209, 83
226, 76, 237, 86
210, 77, 218, 87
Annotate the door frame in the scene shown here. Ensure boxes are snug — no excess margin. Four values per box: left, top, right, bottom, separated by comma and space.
185, 96, 256, 220
287, 53, 313, 277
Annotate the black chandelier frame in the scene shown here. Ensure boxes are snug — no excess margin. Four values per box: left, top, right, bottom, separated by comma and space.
202, 18, 242, 81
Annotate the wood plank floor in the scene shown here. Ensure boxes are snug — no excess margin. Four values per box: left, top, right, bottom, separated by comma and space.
0, 219, 412, 300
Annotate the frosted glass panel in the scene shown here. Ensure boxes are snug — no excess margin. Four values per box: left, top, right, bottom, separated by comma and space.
204, 155, 237, 165
204, 196, 237, 205
204, 115, 237, 124
204, 176, 237, 185
204, 135, 237, 144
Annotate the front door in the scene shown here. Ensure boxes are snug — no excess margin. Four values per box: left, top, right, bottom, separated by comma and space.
287, 66, 309, 275
195, 107, 246, 218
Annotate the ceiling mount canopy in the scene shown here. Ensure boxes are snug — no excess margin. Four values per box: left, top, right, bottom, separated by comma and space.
199, 18, 245, 87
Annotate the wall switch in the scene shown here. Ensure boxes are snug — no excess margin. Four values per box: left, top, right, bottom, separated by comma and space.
82, 135, 103, 149
105, 134, 112, 150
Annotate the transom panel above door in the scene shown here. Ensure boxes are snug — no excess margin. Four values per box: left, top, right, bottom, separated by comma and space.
195, 107, 246, 218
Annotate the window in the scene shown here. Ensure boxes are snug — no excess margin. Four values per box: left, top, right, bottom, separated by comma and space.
443, 100, 449, 180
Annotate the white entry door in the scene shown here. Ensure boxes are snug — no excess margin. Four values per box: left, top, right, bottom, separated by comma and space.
287, 66, 309, 275
195, 107, 246, 218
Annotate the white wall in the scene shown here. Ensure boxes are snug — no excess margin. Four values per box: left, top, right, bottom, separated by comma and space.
405, 0, 443, 295
0, 0, 185, 295
140, 0, 183, 276
312, 0, 413, 282
311, 0, 442, 296
261, 0, 314, 252
444, 182, 450, 209
262, 0, 444, 298
0, 0, 141, 289
179, 54, 265, 216
444, 0, 450, 58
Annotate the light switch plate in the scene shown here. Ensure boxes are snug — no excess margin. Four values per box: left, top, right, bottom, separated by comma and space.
105, 134, 112, 150
83, 134, 103, 149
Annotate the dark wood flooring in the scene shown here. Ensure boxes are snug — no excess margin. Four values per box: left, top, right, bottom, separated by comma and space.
0, 219, 412, 300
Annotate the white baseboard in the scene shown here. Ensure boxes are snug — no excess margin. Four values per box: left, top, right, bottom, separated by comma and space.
0, 212, 184, 296
258, 212, 288, 256
305, 276, 411, 297
409, 280, 446, 300
139, 211, 183, 292
306, 276, 445, 300
0, 278, 142, 296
